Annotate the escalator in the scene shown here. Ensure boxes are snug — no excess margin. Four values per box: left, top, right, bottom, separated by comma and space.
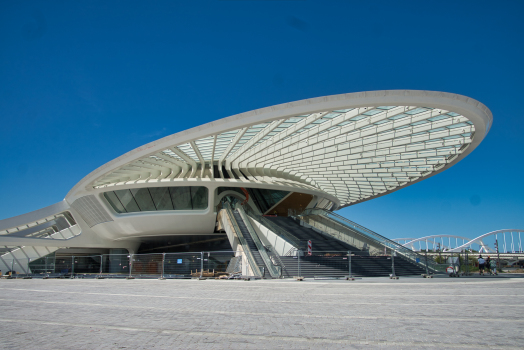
217, 202, 281, 278
232, 211, 270, 278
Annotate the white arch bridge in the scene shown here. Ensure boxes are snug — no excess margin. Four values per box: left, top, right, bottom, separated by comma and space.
393, 229, 524, 254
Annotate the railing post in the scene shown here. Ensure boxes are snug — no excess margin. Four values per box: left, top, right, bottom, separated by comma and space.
424, 250, 429, 275
464, 250, 467, 275
390, 250, 397, 279
71, 255, 75, 278
98, 254, 103, 279
159, 253, 166, 280
297, 249, 301, 279
348, 250, 354, 280
127, 254, 134, 279
495, 239, 500, 273
200, 251, 203, 278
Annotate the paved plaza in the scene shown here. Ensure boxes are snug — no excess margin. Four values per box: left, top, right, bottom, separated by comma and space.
0, 276, 523, 349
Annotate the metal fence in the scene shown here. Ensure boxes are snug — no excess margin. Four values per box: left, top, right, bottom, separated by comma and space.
0, 251, 252, 279
0, 249, 436, 280
277, 249, 419, 279
299, 208, 440, 273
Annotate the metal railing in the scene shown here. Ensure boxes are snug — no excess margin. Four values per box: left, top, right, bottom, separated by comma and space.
277, 249, 422, 279
300, 208, 439, 273
223, 203, 263, 277
237, 206, 282, 278
0, 249, 434, 280
0, 251, 256, 279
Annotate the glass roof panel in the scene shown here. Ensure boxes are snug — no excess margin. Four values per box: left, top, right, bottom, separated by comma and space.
447, 123, 468, 129
405, 107, 428, 115
362, 109, 383, 116
161, 149, 184, 162
96, 105, 478, 207
176, 143, 199, 162
389, 113, 408, 120
428, 115, 449, 122
193, 136, 215, 160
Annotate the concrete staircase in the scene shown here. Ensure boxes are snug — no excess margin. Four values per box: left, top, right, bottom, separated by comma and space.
280, 255, 426, 278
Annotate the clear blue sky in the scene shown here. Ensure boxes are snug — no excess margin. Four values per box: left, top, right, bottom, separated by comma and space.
1, 0, 523, 240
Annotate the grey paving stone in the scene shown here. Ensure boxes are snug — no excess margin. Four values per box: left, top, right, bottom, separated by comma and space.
0, 277, 523, 349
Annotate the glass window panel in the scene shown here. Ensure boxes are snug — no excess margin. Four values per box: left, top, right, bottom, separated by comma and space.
114, 189, 140, 212
170, 187, 192, 210
190, 187, 208, 210
104, 192, 126, 213
130, 188, 156, 212
149, 187, 174, 210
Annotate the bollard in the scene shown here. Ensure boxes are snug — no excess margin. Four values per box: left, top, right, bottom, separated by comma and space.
71, 255, 75, 278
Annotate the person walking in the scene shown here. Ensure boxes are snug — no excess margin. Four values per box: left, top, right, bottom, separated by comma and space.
478, 255, 485, 275
486, 256, 492, 275
490, 258, 498, 275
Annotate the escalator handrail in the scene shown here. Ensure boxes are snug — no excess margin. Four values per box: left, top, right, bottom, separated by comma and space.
236, 207, 282, 278
223, 203, 263, 277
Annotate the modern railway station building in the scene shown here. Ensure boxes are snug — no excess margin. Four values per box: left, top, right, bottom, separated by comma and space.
0, 90, 492, 278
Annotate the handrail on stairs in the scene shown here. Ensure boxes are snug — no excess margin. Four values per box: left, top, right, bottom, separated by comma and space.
299, 208, 438, 273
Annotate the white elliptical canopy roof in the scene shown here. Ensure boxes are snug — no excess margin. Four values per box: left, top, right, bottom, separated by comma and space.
69, 90, 492, 208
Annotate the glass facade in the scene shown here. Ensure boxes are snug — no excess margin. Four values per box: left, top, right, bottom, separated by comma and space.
103, 186, 208, 214
246, 188, 289, 214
